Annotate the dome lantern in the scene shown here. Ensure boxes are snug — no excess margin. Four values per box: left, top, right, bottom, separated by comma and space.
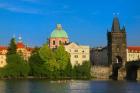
50, 24, 68, 38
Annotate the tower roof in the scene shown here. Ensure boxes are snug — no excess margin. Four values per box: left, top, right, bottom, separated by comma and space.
112, 17, 120, 32
17, 42, 25, 48
50, 24, 68, 38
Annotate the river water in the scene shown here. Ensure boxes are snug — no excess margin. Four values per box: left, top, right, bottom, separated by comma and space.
0, 80, 140, 93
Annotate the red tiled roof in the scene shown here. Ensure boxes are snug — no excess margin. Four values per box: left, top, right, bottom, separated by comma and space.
17, 42, 25, 48
128, 46, 140, 52
0, 43, 34, 54
0, 46, 8, 51
26, 47, 34, 52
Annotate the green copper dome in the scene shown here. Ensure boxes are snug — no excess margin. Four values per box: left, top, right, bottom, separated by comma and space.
51, 24, 68, 38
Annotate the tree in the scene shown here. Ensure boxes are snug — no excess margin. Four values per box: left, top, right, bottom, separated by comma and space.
39, 44, 62, 78
7, 38, 17, 55
29, 51, 45, 77
54, 45, 70, 70
0, 38, 30, 78
39, 44, 54, 62
65, 61, 72, 77
54, 45, 70, 77
72, 61, 91, 79
3, 54, 30, 78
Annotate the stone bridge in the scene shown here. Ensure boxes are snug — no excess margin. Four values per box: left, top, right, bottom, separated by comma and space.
91, 61, 140, 81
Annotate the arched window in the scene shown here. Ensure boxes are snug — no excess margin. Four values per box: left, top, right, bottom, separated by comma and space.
53, 41, 55, 45
59, 41, 62, 45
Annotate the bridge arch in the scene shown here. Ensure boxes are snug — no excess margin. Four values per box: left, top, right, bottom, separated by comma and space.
110, 56, 123, 80
126, 61, 140, 81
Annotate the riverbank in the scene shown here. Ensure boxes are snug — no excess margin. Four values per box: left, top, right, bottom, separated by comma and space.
0, 76, 92, 80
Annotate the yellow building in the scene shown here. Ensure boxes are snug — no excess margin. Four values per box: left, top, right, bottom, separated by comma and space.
127, 46, 140, 62
16, 38, 33, 61
0, 37, 33, 68
0, 46, 7, 67
64, 42, 90, 67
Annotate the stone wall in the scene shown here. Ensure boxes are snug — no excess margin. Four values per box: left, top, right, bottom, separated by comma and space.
118, 67, 126, 80
91, 66, 110, 79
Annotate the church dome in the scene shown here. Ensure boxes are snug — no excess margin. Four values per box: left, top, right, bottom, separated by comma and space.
50, 24, 68, 38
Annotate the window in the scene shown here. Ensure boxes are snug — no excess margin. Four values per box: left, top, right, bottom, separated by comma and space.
74, 50, 78, 52
59, 41, 62, 45
53, 41, 55, 45
82, 55, 86, 58
75, 55, 78, 58
82, 50, 85, 53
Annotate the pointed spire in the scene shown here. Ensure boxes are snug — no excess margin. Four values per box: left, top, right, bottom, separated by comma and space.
112, 16, 120, 32
122, 25, 126, 32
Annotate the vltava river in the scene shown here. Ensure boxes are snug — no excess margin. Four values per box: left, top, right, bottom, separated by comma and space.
0, 80, 140, 93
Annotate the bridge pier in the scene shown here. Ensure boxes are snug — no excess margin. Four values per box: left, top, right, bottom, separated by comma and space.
118, 67, 126, 80
137, 69, 140, 80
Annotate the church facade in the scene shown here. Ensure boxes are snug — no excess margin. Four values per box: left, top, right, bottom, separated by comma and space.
49, 24, 69, 49
49, 24, 90, 66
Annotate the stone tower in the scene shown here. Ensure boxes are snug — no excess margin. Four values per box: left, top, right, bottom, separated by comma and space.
107, 17, 127, 66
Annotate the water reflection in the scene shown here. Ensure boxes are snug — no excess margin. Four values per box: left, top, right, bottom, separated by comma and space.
105, 81, 127, 93
0, 80, 6, 93
68, 80, 91, 93
5, 80, 30, 93
29, 80, 68, 93
0, 80, 139, 93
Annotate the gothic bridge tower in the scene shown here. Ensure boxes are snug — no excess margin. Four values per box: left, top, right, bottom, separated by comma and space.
107, 17, 127, 80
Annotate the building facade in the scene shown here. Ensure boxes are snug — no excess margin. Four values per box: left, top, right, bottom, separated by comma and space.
107, 17, 127, 65
0, 46, 7, 67
49, 24, 69, 48
0, 37, 33, 67
127, 46, 140, 62
16, 37, 33, 60
64, 42, 90, 67
90, 47, 108, 66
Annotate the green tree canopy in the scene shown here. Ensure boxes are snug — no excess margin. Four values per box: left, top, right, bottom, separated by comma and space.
3, 54, 30, 78
7, 38, 17, 55
39, 44, 54, 62
54, 45, 70, 70
29, 51, 46, 77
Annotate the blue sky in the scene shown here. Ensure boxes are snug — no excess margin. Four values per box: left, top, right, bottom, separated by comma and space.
0, 0, 140, 47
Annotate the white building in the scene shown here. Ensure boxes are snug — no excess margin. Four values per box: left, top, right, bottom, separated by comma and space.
64, 42, 90, 67
127, 46, 140, 62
